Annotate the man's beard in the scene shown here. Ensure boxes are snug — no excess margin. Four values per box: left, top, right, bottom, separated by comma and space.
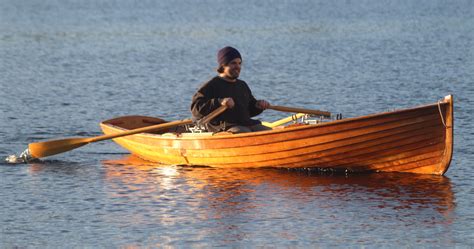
228, 70, 240, 79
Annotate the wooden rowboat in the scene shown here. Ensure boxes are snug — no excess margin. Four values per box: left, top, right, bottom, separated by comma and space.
100, 95, 454, 175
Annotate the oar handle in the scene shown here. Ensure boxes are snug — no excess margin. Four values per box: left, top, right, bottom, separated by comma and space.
268, 105, 331, 118
199, 105, 228, 125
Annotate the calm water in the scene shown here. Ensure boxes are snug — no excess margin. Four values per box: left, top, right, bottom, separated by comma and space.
1, 0, 473, 247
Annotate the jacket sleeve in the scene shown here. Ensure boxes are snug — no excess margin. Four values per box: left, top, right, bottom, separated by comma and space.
190, 82, 222, 119
246, 84, 264, 117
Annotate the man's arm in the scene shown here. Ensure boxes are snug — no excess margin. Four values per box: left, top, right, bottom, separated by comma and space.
191, 83, 221, 118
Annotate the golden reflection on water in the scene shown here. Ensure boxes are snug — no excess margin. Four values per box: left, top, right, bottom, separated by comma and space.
21, 155, 457, 246
102, 155, 457, 248
102, 155, 455, 221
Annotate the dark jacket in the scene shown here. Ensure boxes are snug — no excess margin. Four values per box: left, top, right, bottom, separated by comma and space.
191, 76, 263, 131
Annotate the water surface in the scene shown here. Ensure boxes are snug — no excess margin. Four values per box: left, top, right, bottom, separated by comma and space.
1, 0, 473, 247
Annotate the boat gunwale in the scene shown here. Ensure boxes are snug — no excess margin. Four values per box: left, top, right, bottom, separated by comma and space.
100, 98, 451, 141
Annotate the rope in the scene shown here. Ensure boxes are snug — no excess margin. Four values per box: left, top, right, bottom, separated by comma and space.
292, 114, 298, 123
437, 100, 448, 128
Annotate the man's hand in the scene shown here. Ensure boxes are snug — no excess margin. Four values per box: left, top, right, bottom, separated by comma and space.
220, 97, 235, 108
256, 99, 270, 110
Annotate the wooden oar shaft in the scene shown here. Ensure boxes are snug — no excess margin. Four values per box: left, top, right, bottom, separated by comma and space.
28, 119, 194, 159
268, 105, 331, 117
87, 119, 193, 143
27, 106, 228, 159
199, 105, 228, 125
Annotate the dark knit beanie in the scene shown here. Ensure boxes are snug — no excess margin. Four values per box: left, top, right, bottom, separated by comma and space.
217, 46, 242, 66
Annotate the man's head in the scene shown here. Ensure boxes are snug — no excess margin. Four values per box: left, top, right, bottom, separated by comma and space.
217, 46, 242, 80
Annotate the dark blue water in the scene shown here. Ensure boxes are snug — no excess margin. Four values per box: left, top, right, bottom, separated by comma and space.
1, 0, 473, 247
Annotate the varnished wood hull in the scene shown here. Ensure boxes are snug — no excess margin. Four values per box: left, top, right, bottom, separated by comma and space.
100, 95, 454, 175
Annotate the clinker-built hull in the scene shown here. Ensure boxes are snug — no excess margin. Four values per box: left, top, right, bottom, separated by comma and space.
100, 95, 453, 175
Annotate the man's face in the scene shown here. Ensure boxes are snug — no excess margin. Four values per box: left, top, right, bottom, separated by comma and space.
222, 58, 242, 80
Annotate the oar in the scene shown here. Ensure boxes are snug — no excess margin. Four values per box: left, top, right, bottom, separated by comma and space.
262, 113, 306, 128
28, 105, 228, 159
199, 105, 228, 124
268, 105, 331, 118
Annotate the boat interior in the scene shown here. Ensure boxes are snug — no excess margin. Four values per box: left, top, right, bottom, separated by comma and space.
102, 113, 336, 137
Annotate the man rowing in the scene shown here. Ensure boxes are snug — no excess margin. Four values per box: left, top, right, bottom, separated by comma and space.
191, 46, 271, 133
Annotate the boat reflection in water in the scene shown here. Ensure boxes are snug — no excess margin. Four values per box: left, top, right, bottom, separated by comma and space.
102, 155, 455, 225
